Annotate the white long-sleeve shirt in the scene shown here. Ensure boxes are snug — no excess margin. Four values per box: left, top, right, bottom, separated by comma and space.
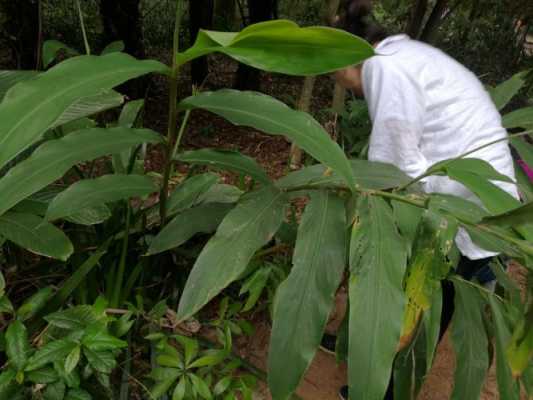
362, 34, 519, 259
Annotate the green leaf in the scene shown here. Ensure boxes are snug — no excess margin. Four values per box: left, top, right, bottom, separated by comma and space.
66, 204, 112, 226
26, 340, 78, 371
0, 369, 16, 398
488, 297, 520, 400
46, 174, 157, 221
0, 53, 167, 170
450, 279, 489, 400
174, 336, 199, 367
50, 90, 124, 130
166, 173, 219, 216
196, 183, 243, 205
502, 107, 533, 129
488, 71, 527, 111
0, 295, 11, 315
65, 388, 92, 400
430, 157, 514, 183
101, 41, 125, 55
26, 367, 59, 384
179, 20, 374, 75
6, 321, 31, 371
45, 305, 99, 330
277, 159, 411, 190
268, 191, 346, 399
511, 137, 533, 167
177, 186, 286, 321
82, 324, 127, 351
42, 40, 79, 68
213, 376, 232, 396
240, 266, 271, 312
348, 196, 407, 400
189, 374, 212, 400
0, 127, 161, 217
0, 212, 73, 260
482, 202, 533, 227
150, 369, 180, 398
64, 346, 81, 374
0, 70, 38, 102
173, 377, 187, 400
147, 203, 233, 255
177, 149, 271, 185
428, 194, 488, 224
83, 348, 117, 374
43, 380, 66, 400
179, 90, 356, 191
17, 287, 54, 321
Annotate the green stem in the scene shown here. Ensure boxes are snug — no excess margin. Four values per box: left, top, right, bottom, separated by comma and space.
112, 204, 131, 308
75, 0, 91, 55
172, 109, 192, 159
159, 0, 185, 225
395, 130, 533, 192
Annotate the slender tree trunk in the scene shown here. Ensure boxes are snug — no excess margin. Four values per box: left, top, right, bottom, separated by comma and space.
100, 0, 146, 97
189, 0, 214, 86
419, 0, 449, 42
234, 0, 277, 90
289, 76, 316, 169
406, 0, 428, 39
0, 0, 39, 69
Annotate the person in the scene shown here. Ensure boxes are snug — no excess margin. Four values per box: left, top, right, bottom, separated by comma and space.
328, 1, 520, 399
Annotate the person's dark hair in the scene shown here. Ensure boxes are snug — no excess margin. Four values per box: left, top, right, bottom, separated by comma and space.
337, 0, 389, 44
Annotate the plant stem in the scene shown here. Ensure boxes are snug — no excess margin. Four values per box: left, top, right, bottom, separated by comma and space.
112, 204, 132, 308
172, 109, 192, 159
160, 0, 185, 225
395, 129, 533, 192
76, 0, 91, 55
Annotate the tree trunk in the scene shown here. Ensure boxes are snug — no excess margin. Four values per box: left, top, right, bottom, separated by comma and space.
406, 0, 428, 39
100, 0, 146, 97
419, 0, 449, 42
0, 0, 39, 69
289, 76, 316, 169
189, 0, 214, 87
234, 0, 277, 90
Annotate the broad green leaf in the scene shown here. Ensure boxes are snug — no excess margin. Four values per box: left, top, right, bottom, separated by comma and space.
43, 380, 66, 400
465, 225, 525, 259
268, 191, 345, 399
26, 367, 59, 384
489, 71, 527, 110
177, 186, 287, 321
392, 200, 424, 253
177, 149, 271, 185
0, 295, 14, 315
189, 374, 212, 400
66, 205, 112, 225
150, 368, 181, 398
506, 313, 533, 377
6, 321, 31, 371
42, 40, 79, 68
102, 41, 125, 55
119, 99, 144, 127
0, 53, 167, 170
502, 107, 533, 129
173, 335, 199, 366
450, 279, 489, 400
428, 194, 487, 224
26, 340, 78, 371
393, 347, 414, 400
65, 388, 92, 400
429, 157, 514, 183
400, 211, 457, 349
83, 348, 116, 374
276, 159, 411, 190
240, 266, 271, 312
488, 297, 520, 400
166, 173, 219, 216
511, 137, 533, 167
82, 325, 127, 351
0, 127, 161, 216
50, 90, 124, 130
179, 90, 356, 191
45, 305, 99, 330
0, 212, 73, 260
173, 377, 188, 400
147, 203, 233, 255
53, 358, 80, 389
64, 346, 81, 374
0, 71, 38, 101
482, 202, 533, 227
196, 183, 243, 205
348, 196, 407, 400
17, 287, 54, 321
0, 369, 17, 398
179, 20, 374, 75
188, 350, 226, 369
46, 174, 158, 221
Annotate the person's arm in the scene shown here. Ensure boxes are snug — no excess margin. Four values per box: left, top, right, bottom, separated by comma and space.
363, 58, 430, 181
